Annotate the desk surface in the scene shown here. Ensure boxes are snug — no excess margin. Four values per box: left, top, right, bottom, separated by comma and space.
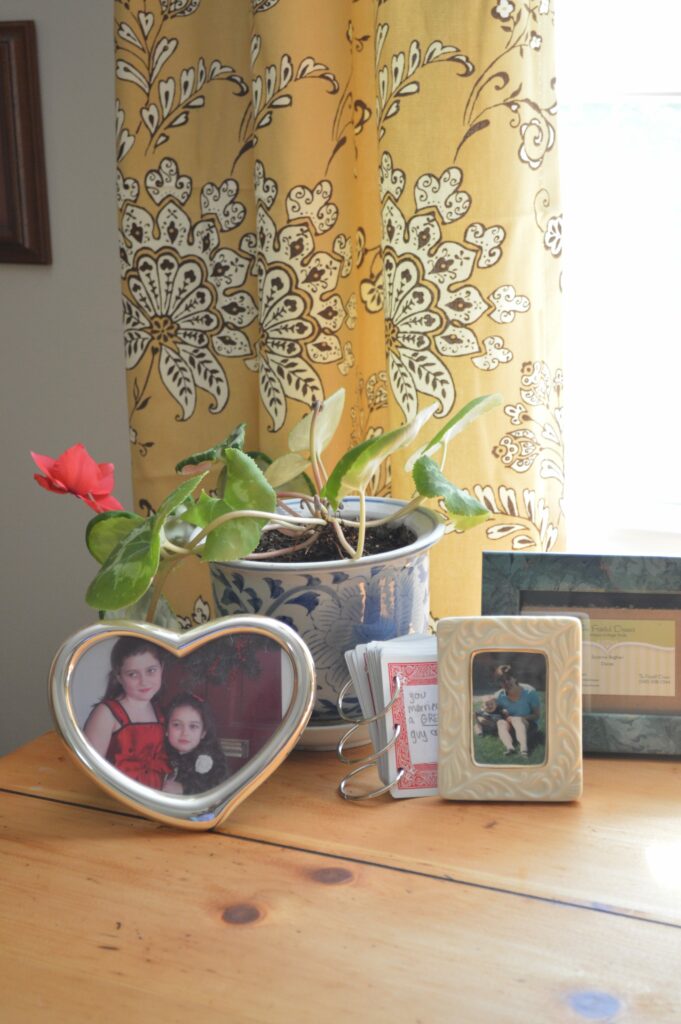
1, 732, 680, 1022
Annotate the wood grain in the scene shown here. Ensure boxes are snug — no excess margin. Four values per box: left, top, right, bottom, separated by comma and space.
2, 732, 681, 927
2, 791, 680, 1024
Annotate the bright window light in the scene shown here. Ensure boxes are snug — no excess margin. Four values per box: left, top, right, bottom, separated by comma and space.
555, 2, 681, 553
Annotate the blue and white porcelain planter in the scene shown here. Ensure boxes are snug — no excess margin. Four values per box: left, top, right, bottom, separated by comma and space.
209, 498, 444, 737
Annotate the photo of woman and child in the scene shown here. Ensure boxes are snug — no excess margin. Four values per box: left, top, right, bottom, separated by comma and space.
82, 637, 229, 795
472, 654, 547, 766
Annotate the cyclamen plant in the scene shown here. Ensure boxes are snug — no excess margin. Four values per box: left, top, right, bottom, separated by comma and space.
32, 389, 500, 624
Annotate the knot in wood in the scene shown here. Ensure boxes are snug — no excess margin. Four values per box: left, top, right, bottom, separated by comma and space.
309, 867, 353, 885
222, 903, 262, 925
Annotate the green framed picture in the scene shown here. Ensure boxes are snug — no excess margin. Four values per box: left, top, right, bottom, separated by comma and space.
481, 553, 681, 756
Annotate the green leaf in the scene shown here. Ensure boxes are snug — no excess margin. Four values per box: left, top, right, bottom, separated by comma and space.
288, 387, 345, 453
153, 471, 209, 534
86, 519, 161, 611
223, 448, 276, 516
261, 449, 314, 494
85, 473, 207, 612
86, 511, 144, 565
412, 456, 490, 531
174, 425, 246, 473
406, 393, 502, 470
204, 513, 262, 562
323, 403, 436, 508
181, 491, 226, 530
182, 451, 277, 562
265, 452, 311, 488
180, 492, 259, 561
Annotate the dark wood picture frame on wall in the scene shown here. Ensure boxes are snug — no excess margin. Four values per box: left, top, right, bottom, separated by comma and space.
0, 21, 51, 263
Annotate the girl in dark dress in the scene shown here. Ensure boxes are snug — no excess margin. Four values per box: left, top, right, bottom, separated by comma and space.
162, 693, 229, 795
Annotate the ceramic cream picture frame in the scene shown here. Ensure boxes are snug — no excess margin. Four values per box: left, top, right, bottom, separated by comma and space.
437, 615, 582, 802
49, 615, 315, 830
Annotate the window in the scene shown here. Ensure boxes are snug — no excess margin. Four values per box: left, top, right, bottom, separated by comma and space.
556, 2, 681, 554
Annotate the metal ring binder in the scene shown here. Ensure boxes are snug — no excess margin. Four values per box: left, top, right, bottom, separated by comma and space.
336, 678, 362, 723
336, 674, 404, 726
337, 721, 401, 766
338, 759, 406, 801
337, 675, 405, 798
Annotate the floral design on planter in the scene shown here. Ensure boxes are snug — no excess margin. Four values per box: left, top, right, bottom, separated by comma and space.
209, 500, 442, 723
211, 560, 430, 722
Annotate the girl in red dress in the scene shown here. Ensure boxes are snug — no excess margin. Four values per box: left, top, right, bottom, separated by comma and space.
84, 637, 170, 789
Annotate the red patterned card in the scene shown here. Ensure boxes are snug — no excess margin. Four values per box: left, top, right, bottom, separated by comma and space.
384, 650, 439, 798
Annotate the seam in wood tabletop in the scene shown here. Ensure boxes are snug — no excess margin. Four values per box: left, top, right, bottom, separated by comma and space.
3, 784, 679, 936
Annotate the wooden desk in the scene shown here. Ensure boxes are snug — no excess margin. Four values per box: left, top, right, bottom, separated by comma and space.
1, 733, 680, 1022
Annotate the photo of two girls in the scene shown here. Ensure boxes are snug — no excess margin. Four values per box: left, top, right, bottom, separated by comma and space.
73, 633, 287, 795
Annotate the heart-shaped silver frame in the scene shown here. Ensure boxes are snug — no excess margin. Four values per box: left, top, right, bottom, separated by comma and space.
49, 616, 315, 830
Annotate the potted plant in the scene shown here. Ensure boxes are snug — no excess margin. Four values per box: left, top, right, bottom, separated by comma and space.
33, 389, 500, 740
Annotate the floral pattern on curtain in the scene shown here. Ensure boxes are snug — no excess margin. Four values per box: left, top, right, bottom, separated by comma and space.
115, 0, 564, 626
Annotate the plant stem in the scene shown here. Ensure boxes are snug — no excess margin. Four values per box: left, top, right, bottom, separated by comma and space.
162, 538, 191, 556
336, 495, 425, 530
352, 491, 367, 560
245, 533, 318, 560
308, 401, 325, 493
186, 509, 326, 553
330, 515, 358, 559
145, 554, 183, 624
276, 492, 309, 504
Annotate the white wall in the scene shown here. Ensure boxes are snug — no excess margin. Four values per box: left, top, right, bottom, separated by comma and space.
0, 1, 131, 754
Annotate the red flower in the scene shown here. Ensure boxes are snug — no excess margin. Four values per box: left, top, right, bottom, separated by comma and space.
32, 443, 124, 513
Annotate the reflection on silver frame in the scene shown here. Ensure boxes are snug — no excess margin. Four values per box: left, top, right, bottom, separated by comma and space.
49, 615, 315, 830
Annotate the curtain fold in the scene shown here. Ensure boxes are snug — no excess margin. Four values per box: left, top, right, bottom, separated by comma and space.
115, 0, 564, 627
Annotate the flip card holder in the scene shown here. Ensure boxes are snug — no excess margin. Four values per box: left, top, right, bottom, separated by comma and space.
336, 676, 405, 800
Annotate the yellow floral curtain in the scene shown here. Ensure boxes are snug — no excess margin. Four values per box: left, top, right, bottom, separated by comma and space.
115, 0, 564, 627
